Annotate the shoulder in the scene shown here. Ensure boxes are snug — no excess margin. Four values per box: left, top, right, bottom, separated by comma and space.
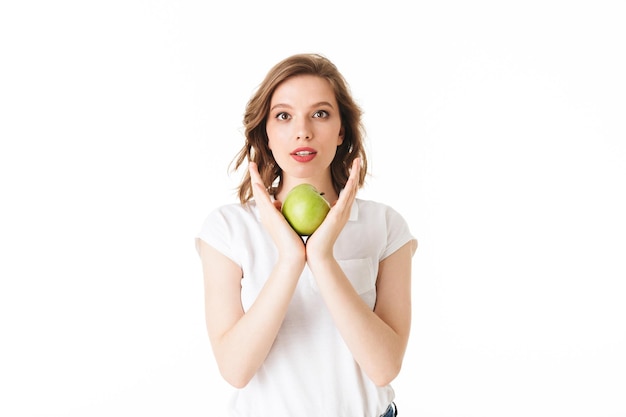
353, 198, 417, 258
197, 201, 261, 241
195, 200, 263, 262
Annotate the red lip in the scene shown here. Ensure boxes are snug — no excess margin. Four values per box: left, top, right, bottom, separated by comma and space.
290, 147, 317, 163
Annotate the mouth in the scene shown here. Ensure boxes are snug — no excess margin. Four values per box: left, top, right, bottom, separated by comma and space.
290, 147, 317, 156
290, 147, 317, 162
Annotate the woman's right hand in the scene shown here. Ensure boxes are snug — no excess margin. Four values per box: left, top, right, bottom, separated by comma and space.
249, 162, 306, 266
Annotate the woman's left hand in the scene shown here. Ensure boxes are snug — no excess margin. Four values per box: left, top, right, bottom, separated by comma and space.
305, 158, 360, 262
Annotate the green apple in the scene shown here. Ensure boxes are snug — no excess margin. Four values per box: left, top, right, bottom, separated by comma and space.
281, 183, 331, 236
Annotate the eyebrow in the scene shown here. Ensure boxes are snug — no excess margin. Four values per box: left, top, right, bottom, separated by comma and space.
270, 101, 336, 112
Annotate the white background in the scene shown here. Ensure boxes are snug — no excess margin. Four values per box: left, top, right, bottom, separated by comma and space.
1, 1, 625, 416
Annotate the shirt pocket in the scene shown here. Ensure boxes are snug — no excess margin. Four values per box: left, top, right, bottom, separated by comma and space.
337, 258, 376, 295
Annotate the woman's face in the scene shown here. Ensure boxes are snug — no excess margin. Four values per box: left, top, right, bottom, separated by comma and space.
266, 74, 344, 187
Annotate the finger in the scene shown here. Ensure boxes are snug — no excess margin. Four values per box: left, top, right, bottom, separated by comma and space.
248, 161, 263, 186
252, 181, 268, 197
342, 158, 361, 200
348, 157, 360, 186
248, 162, 267, 193
248, 162, 272, 205
333, 158, 360, 212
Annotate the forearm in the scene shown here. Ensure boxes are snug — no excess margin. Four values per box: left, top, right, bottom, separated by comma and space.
308, 259, 408, 386
211, 260, 303, 388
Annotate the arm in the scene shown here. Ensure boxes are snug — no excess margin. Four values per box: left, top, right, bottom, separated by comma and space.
306, 158, 416, 385
199, 162, 306, 388
199, 241, 304, 388
306, 241, 415, 386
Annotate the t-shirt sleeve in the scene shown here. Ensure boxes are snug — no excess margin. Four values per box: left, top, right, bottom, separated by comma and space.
195, 207, 240, 266
380, 206, 417, 261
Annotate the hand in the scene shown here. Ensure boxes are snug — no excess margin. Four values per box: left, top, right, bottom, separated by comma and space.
305, 158, 361, 263
248, 162, 306, 265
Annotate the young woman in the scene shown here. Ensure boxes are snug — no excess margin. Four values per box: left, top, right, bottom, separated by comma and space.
196, 53, 417, 417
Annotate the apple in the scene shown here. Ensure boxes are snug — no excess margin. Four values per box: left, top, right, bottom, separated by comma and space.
281, 183, 331, 236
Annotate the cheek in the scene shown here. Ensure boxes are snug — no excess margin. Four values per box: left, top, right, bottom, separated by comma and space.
266, 122, 284, 146
267, 135, 282, 153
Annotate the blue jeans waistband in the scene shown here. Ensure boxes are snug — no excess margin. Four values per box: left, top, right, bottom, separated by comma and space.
380, 402, 397, 417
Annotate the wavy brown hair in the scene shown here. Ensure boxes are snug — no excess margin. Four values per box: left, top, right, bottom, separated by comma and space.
231, 53, 368, 204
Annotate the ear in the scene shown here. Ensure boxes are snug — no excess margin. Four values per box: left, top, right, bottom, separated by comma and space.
337, 126, 345, 145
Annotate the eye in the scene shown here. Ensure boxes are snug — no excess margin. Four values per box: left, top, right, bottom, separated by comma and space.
313, 110, 329, 118
275, 112, 290, 121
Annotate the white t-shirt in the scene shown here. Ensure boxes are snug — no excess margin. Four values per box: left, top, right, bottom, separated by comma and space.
196, 198, 416, 417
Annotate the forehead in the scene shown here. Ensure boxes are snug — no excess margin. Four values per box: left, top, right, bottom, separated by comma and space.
271, 74, 337, 105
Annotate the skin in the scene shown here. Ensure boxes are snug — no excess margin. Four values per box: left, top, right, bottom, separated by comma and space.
198, 74, 415, 388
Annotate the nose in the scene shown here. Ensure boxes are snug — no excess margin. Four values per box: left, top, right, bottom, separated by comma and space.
295, 117, 312, 140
